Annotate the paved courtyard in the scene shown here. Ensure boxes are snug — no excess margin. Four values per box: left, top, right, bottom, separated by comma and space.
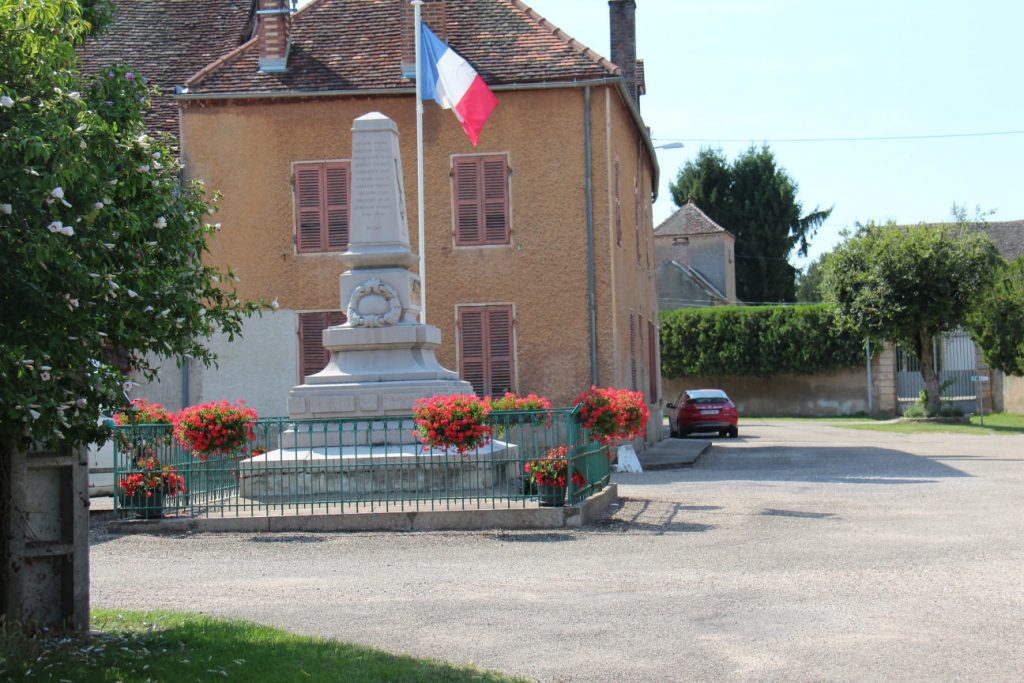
90, 421, 1024, 682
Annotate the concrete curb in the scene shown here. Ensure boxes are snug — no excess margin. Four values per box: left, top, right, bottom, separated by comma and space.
638, 440, 711, 470
106, 484, 618, 535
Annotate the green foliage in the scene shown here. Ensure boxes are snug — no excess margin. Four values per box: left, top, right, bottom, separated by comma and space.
670, 145, 832, 303
795, 253, 831, 303
967, 257, 1024, 376
0, 0, 261, 454
821, 219, 1001, 346
659, 304, 866, 378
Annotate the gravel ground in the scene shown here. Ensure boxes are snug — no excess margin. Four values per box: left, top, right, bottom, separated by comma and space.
90, 421, 1024, 682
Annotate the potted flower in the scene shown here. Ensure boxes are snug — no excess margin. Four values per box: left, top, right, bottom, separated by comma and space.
117, 456, 187, 519
486, 392, 552, 437
173, 400, 257, 461
413, 394, 491, 455
574, 387, 650, 446
113, 398, 174, 464
524, 445, 587, 507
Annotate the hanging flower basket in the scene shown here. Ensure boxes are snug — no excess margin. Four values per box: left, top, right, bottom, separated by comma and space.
413, 394, 491, 455
486, 392, 552, 437
113, 398, 174, 464
574, 387, 650, 446
173, 400, 257, 461
524, 445, 587, 507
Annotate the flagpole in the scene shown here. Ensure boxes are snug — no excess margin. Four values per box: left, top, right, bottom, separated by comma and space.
412, 0, 427, 324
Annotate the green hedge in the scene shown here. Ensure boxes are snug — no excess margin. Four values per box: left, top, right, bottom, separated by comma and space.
659, 304, 867, 379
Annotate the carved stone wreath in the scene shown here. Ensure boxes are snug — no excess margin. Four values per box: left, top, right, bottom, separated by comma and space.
347, 277, 402, 327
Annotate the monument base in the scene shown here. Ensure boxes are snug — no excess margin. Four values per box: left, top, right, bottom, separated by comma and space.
237, 440, 520, 503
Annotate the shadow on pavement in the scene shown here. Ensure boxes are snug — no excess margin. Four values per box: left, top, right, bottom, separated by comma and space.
682, 444, 971, 485
590, 498, 716, 535
761, 508, 836, 520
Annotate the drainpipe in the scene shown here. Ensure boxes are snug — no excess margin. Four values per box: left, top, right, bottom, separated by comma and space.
584, 85, 598, 386
181, 357, 190, 410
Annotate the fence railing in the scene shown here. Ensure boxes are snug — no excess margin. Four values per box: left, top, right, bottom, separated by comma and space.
112, 408, 610, 519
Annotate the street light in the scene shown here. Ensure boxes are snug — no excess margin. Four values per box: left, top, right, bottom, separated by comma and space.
654, 142, 684, 150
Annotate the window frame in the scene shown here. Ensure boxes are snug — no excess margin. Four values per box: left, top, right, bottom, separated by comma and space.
292, 159, 352, 254
297, 310, 347, 381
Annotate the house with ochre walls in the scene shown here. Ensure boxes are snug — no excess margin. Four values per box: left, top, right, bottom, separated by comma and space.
79, 0, 663, 442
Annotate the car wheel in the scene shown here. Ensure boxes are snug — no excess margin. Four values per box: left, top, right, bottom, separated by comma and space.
718, 430, 727, 437
728, 426, 738, 438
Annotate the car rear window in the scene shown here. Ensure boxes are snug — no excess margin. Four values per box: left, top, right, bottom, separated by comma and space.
688, 394, 728, 405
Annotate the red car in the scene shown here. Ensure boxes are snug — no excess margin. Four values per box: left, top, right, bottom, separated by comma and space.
668, 389, 739, 438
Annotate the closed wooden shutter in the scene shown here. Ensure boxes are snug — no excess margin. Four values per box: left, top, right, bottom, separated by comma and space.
324, 163, 350, 250
629, 312, 637, 391
458, 305, 515, 397
615, 155, 622, 246
298, 310, 347, 380
648, 319, 658, 402
294, 161, 350, 253
453, 155, 509, 246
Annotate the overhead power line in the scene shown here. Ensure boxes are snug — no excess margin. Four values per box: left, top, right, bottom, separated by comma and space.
654, 129, 1024, 144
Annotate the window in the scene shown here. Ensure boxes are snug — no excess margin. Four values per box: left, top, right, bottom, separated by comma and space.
294, 161, 351, 253
458, 305, 514, 397
648, 319, 659, 402
298, 310, 346, 380
452, 155, 509, 245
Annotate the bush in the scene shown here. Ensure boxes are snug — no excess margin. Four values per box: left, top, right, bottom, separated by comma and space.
659, 304, 867, 378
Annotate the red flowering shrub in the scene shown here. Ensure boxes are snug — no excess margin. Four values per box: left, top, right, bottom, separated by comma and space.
574, 387, 651, 445
413, 394, 491, 455
113, 398, 174, 462
117, 457, 186, 498
173, 400, 257, 460
486, 392, 553, 413
524, 446, 586, 489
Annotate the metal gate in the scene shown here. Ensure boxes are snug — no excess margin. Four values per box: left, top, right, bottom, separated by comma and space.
896, 329, 978, 405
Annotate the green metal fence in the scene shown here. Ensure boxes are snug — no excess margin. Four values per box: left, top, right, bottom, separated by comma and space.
112, 407, 610, 519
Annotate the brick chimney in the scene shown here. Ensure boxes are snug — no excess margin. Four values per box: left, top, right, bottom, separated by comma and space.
608, 0, 639, 105
257, 0, 291, 72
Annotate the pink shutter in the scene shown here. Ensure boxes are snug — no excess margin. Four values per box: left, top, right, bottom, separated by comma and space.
454, 159, 482, 245
459, 308, 486, 395
482, 157, 509, 244
486, 307, 513, 395
295, 164, 325, 253
324, 162, 350, 251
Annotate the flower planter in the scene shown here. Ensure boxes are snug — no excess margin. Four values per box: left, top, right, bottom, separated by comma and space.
537, 483, 566, 508
119, 490, 164, 519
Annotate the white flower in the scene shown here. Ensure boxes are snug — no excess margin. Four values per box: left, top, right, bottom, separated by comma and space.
152, 151, 161, 159
146, 241, 158, 247
154, 216, 166, 229
108, 179, 118, 185
51, 187, 64, 199
67, 91, 81, 100
75, 398, 87, 408
60, 225, 74, 236
80, 140, 87, 150
29, 409, 41, 420
74, 124, 87, 133
211, 275, 219, 283
102, 243, 115, 250
138, 164, 150, 173
158, 309, 170, 317
271, 298, 280, 310
126, 289, 138, 298
0, 203, 11, 214
0, 95, 13, 108
94, 202, 104, 210
40, 371, 51, 381
47, 220, 63, 233
143, 305, 154, 313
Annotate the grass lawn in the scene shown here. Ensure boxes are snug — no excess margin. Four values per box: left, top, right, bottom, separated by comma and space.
745, 413, 1024, 436
1, 610, 526, 683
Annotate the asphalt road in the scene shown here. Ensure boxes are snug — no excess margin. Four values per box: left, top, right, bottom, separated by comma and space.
90, 421, 1024, 682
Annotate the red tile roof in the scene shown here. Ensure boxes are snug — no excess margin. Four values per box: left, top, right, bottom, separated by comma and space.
76, 0, 256, 135
655, 202, 735, 239
185, 0, 618, 95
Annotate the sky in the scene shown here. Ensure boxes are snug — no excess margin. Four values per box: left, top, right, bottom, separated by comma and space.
521, 0, 1024, 269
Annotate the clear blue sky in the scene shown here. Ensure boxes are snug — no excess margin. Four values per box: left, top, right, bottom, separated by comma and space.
525, 0, 1024, 269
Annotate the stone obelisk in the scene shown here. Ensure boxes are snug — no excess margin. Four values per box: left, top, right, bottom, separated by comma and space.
286, 113, 472, 422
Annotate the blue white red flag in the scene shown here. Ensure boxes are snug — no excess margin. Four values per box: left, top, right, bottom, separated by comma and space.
419, 22, 497, 146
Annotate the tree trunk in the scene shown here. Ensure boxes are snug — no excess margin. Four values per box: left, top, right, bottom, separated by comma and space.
917, 330, 942, 416
1, 442, 90, 632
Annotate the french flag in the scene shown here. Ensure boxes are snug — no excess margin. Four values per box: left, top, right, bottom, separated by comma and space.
419, 23, 497, 147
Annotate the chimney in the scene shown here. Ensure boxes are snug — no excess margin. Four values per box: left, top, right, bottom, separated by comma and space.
608, 0, 638, 105
257, 0, 291, 73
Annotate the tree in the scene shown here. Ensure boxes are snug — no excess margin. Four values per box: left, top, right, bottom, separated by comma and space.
1, 0, 259, 628
794, 252, 834, 303
821, 218, 1001, 415
967, 256, 1024, 376
670, 145, 831, 303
